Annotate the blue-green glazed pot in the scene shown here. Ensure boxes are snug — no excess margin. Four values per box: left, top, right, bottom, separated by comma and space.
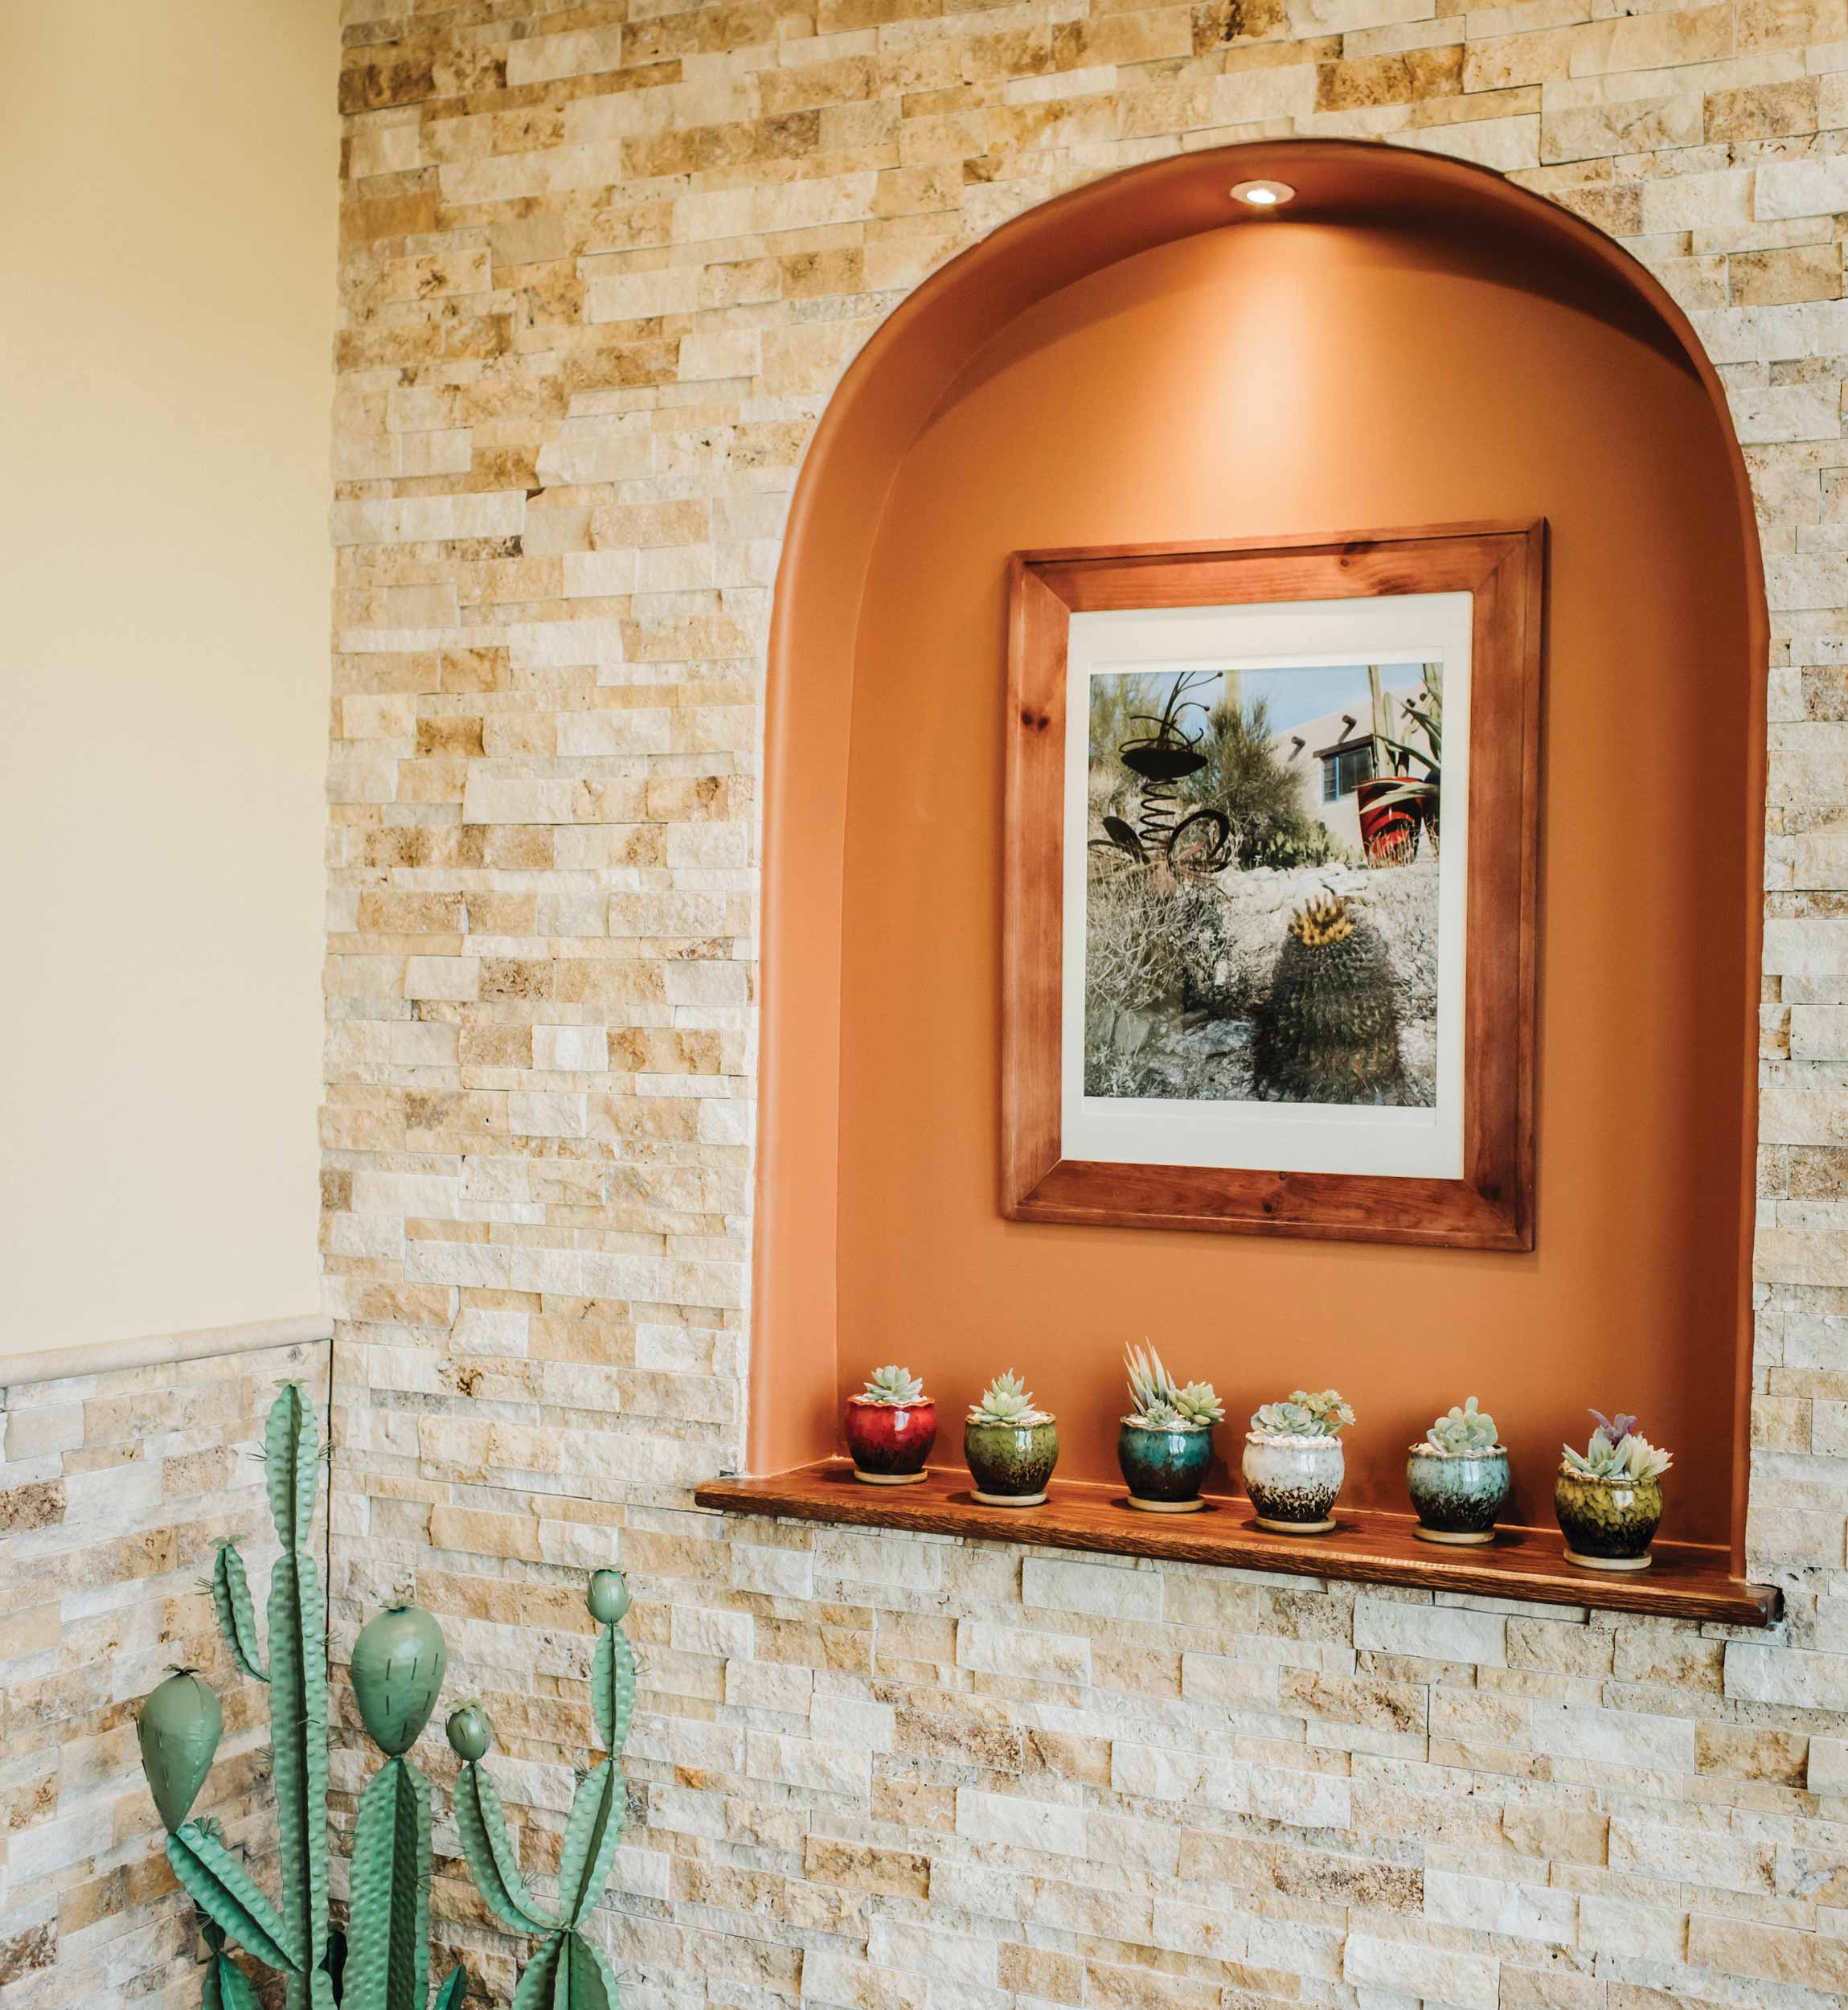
1407, 1447, 1510, 1544
1117, 1421, 1214, 1512
965, 1417, 1059, 1505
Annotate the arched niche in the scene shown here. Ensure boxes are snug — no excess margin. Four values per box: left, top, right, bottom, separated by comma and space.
752, 140, 1767, 1563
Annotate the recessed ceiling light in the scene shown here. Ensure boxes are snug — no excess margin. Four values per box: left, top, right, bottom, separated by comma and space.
1230, 179, 1296, 208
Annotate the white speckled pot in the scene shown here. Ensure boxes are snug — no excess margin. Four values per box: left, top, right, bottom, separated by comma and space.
1242, 1434, 1344, 1533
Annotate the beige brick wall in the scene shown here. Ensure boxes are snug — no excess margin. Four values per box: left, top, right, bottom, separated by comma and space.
316, 0, 1841, 2005
0, 1342, 330, 2010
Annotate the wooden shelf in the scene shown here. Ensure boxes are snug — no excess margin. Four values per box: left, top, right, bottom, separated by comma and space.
694, 1461, 1780, 1627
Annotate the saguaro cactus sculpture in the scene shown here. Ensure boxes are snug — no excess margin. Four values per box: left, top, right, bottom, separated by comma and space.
446, 1568, 637, 2010
137, 1384, 466, 2010
141, 1385, 637, 2010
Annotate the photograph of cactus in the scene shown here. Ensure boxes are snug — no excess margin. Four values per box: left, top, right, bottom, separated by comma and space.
1055, 579, 1475, 1188
1004, 528, 1539, 1248
1083, 658, 1443, 1110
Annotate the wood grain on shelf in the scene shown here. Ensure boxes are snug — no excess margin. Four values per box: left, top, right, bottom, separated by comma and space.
694, 1461, 1780, 1627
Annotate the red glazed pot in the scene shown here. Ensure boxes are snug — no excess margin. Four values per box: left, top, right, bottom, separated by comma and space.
845, 1397, 936, 1484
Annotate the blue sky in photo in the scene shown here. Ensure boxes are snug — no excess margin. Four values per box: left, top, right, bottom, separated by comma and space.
1240, 662, 1424, 734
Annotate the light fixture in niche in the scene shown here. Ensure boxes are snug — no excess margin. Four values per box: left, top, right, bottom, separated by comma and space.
1230, 178, 1295, 208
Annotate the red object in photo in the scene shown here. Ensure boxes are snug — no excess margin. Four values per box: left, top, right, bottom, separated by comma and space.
1355, 775, 1421, 864
844, 1397, 937, 1483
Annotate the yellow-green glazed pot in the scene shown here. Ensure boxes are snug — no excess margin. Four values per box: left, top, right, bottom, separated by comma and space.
964, 1417, 1059, 1505
1554, 1468, 1664, 1571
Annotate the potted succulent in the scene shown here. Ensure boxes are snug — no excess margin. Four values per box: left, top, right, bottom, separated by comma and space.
844, 1364, 936, 1484
1243, 1389, 1355, 1532
1117, 1343, 1224, 1512
964, 1371, 1059, 1507
1407, 1397, 1510, 1544
1555, 1409, 1673, 1570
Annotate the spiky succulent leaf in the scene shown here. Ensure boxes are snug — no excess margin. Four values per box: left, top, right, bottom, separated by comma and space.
1563, 1424, 1672, 1483
1123, 1343, 1176, 1417
211, 1543, 268, 1684
860, 1364, 925, 1405
168, 1823, 301, 1974
344, 1757, 430, 2010
452, 1762, 556, 1935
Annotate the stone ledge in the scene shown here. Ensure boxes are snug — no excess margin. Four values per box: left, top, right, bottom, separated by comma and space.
0, 1311, 333, 1390
695, 1460, 1781, 1628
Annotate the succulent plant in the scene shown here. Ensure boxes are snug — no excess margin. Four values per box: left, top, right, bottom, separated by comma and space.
1123, 1343, 1223, 1430
860, 1364, 926, 1405
1561, 1409, 1672, 1483
1420, 1397, 1501, 1456
1251, 1389, 1355, 1439
968, 1372, 1050, 1426
1250, 892, 1405, 1105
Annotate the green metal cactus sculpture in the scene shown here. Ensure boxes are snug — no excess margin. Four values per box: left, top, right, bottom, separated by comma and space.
447, 1568, 637, 2010
137, 1383, 466, 2010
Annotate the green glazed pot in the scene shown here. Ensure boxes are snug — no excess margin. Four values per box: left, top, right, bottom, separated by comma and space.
138, 1668, 223, 1831
964, 1417, 1059, 1506
1407, 1447, 1510, 1544
1117, 1421, 1215, 1512
352, 1603, 449, 1754
1555, 1468, 1664, 1571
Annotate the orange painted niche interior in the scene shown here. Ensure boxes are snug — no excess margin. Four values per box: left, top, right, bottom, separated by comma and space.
752, 142, 1766, 1563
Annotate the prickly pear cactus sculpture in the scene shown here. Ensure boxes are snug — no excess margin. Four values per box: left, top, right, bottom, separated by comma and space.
348, 1605, 450, 2010
449, 1569, 637, 2010
137, 1384, 465, 2010
1250, 892, 1405, 1104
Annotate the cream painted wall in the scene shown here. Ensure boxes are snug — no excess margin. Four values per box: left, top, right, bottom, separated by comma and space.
0, 2, 336, 1355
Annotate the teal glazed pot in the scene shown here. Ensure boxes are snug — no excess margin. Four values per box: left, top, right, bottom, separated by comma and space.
1555, 1468, 1664, 1571
1407, 1447, 1511, 1545
965, 1417, 1059, 1506
1117, 1421, 1214, 1513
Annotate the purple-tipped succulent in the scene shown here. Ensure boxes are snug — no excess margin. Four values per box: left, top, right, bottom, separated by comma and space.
1589, 1409, 1638, 1444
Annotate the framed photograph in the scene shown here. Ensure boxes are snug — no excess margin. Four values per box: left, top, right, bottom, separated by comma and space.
1002, 523, 1543, 1249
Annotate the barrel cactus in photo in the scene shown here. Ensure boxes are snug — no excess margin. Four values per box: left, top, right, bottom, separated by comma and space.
1250, 892, 1405, 1104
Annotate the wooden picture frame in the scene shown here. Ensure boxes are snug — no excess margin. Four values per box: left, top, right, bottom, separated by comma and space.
1002, 522, 1543, 1251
